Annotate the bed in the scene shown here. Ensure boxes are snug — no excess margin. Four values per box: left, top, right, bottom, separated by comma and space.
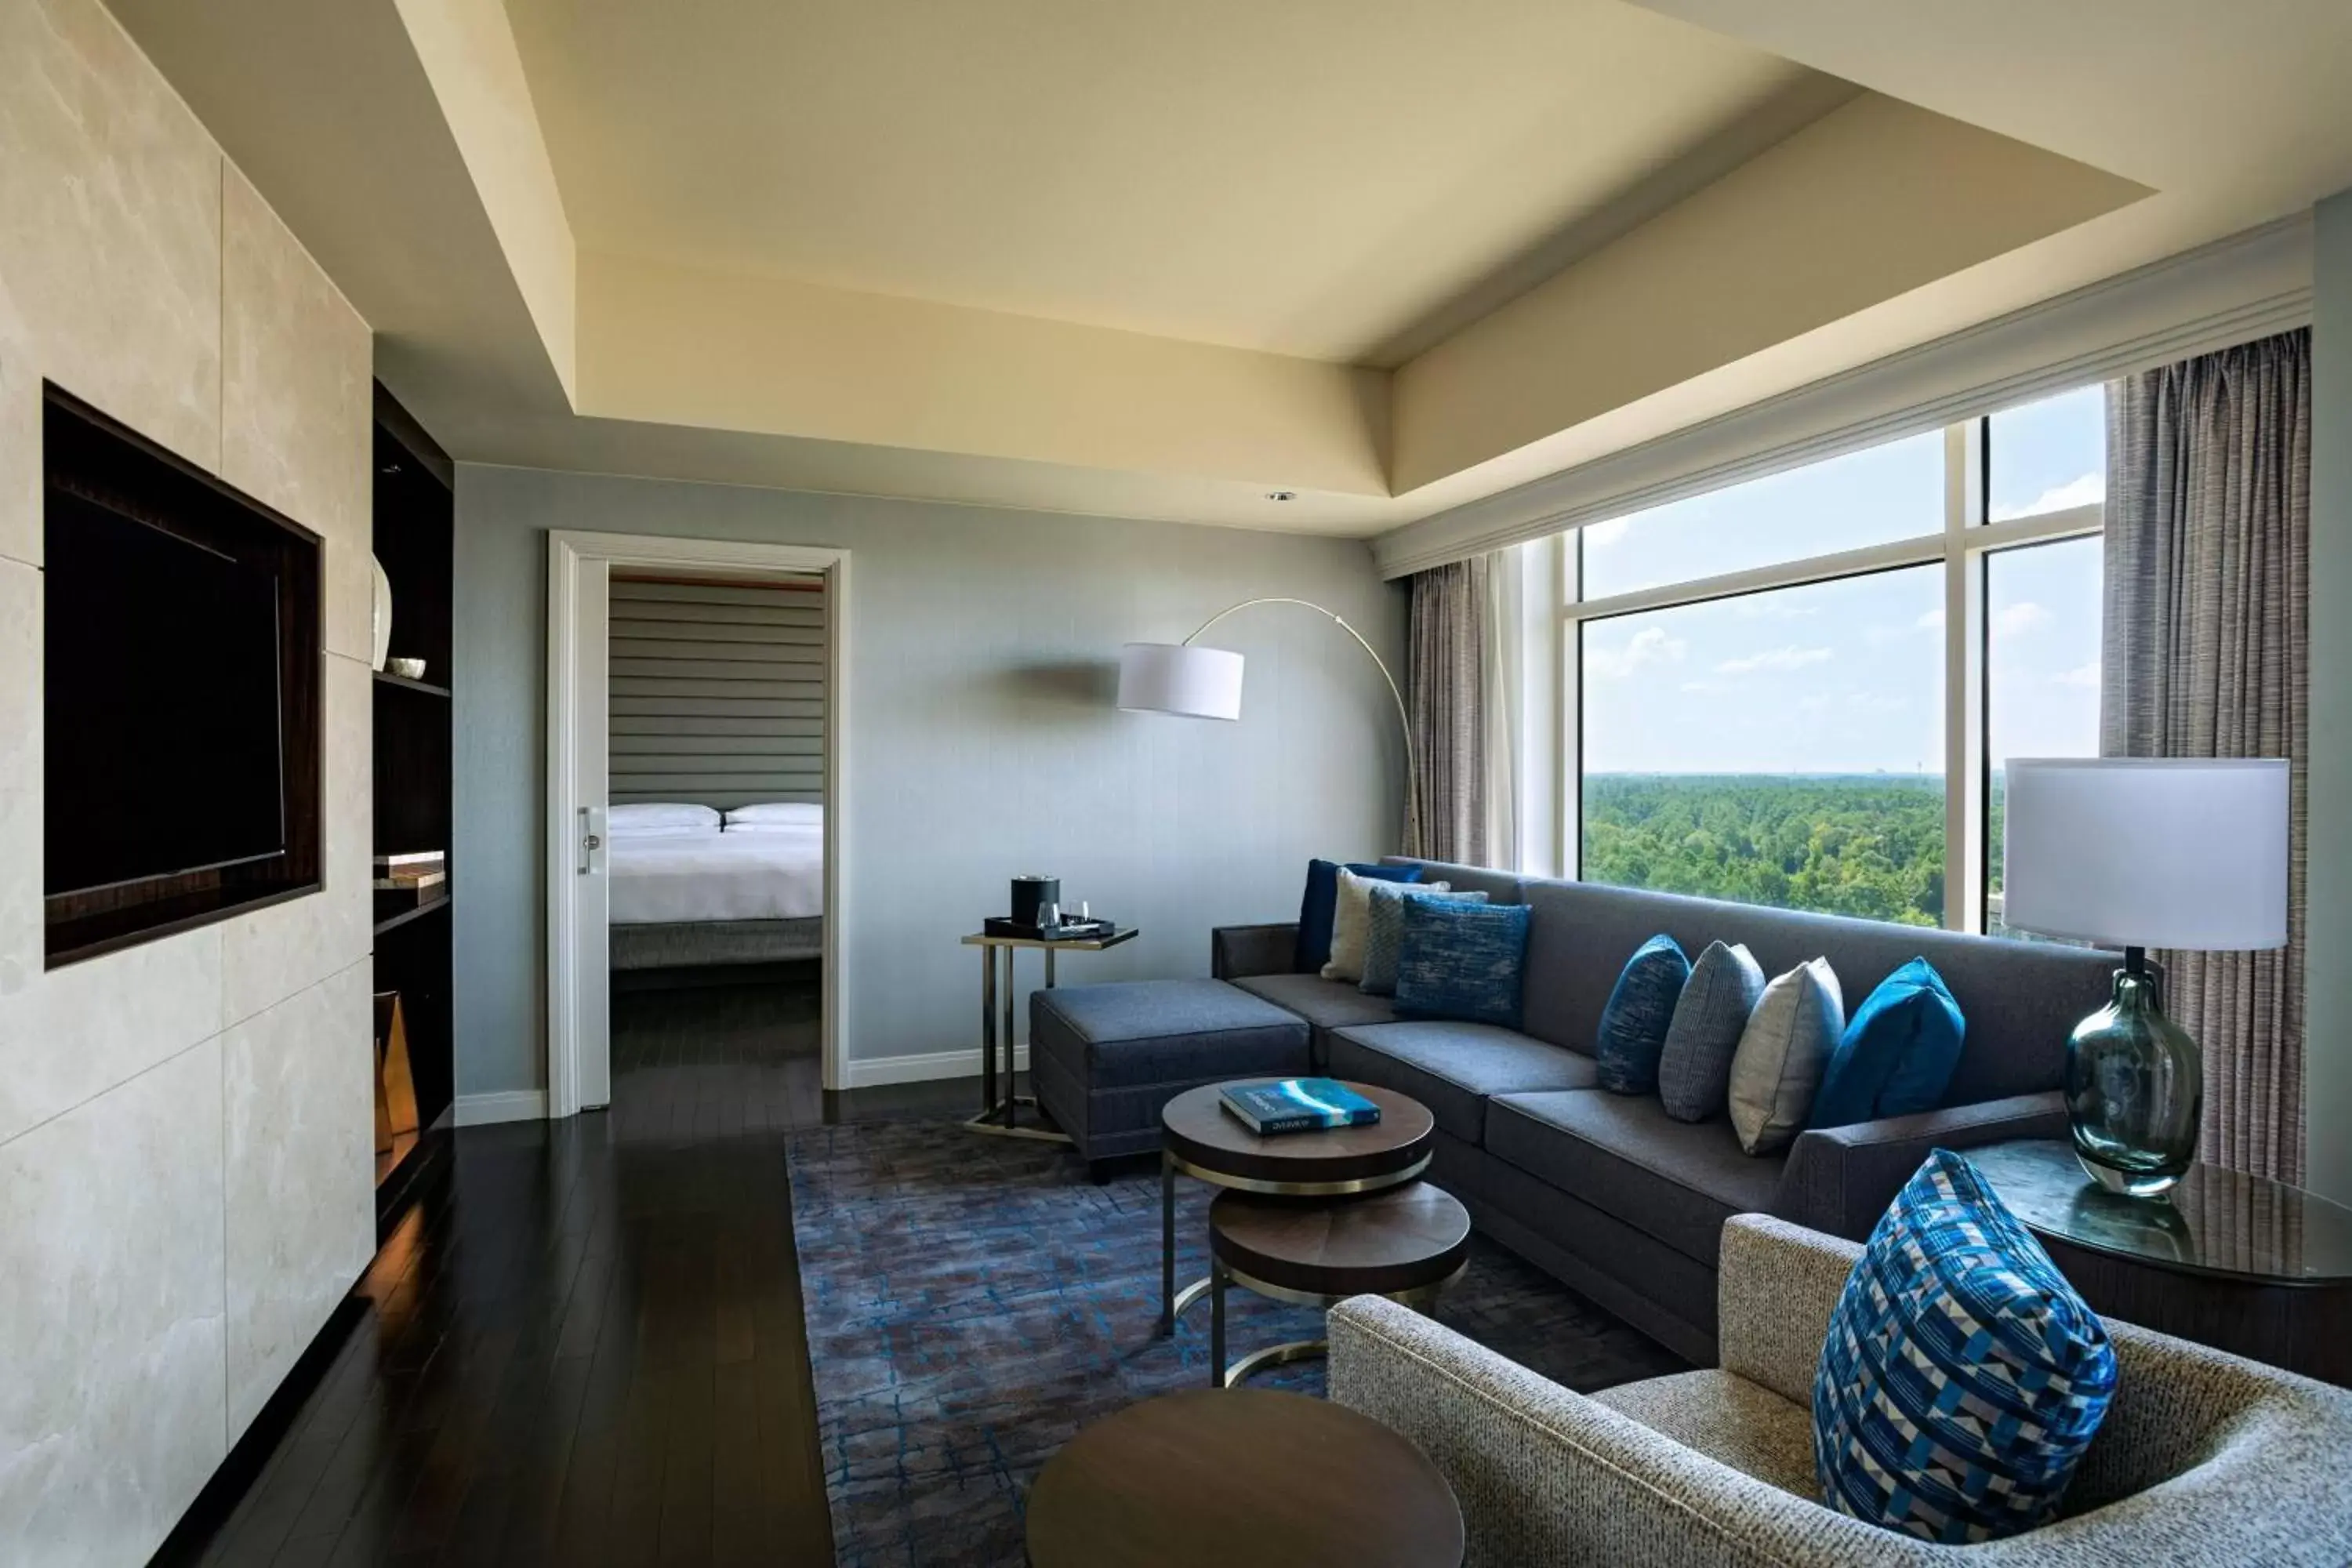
608, 804, 824, 971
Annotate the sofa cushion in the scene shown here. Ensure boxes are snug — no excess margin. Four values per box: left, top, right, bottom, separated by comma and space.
1328, 1022, 1596, 1144
1595, 934, 1692, 1096
1729, 959, 1843, 1156
1394, 898, 1531, 1029
1297, 859, 1421, 971
1029, 980, 1309, 1090
1658, 940, 1765, 1123
1230, 972, 1399, 1033
1810, 956, 1965, 1129
1486, 1089, 1784, 1265
1359, 884, 1485, 996
1592, 1369, 1817, 1500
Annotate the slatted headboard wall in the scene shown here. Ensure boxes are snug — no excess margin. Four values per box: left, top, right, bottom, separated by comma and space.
608, 573, 826, 810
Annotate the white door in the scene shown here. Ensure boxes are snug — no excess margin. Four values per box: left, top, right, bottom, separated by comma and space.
550, 547, 612, 1112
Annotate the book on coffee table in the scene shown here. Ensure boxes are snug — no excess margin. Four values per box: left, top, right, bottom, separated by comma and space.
1218, 1078, 1381, 1136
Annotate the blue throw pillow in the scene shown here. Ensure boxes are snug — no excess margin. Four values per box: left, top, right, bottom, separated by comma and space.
1295, 859, 1420, 972
1392, 899, 1530, 1029
1810, 957, 1965, 1129
1816, 1149, 2115, 1544
1595, 935, 1691, 1094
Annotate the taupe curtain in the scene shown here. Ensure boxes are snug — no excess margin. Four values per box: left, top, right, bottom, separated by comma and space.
1406, 557, 1486, 864
2102, 328, 2310, 1184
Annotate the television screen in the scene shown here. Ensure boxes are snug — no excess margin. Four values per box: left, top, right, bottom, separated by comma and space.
44, 490, 287, 894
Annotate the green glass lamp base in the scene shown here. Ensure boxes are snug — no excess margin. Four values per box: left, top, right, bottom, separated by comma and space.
2063, 956, 2201, 1202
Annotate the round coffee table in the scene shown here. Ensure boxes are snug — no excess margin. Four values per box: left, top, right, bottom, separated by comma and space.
1209, 1181, 1472, 1386
1159, 1082, 1436, 1334
1025, 1388, 1464, 1568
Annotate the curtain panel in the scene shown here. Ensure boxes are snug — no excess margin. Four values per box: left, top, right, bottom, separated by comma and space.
1405, 557, 1487, 864
2102, 328, 2311, 1184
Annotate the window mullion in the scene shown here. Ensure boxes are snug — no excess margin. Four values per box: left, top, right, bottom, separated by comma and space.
1943, 419, 1987, 931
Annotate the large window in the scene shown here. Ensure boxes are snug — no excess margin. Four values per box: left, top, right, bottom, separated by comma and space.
1563, 388, 2105, 935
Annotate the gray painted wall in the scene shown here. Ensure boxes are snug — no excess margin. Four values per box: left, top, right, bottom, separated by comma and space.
608, 574, 829, 808
2308, 188, 2352, 1203
453, 465, 1406, 1095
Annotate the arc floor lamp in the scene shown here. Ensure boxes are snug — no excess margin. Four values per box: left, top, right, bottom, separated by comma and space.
1117, 597, 1419, 852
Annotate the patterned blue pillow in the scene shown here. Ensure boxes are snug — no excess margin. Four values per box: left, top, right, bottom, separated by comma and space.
1392, 899, 1530, 1029
1595, 935, 1691, 1094
1816, 1149, 2116, 1544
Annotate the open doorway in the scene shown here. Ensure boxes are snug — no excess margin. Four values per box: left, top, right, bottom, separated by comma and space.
546, 532, 848, 1116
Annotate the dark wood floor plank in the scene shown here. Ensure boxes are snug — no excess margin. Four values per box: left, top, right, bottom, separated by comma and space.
155, 969, 916, 1568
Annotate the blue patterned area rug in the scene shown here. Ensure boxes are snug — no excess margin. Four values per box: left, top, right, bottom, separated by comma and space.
785, 1118, 1686, 1566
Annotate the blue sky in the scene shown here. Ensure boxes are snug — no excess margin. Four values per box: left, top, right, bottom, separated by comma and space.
1579, 387, 2105, 775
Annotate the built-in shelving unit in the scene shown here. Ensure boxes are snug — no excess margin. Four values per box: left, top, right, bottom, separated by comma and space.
371, 383, 455, 1209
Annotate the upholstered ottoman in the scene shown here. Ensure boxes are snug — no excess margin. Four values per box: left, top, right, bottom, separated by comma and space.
1030, 979, 1312, 1176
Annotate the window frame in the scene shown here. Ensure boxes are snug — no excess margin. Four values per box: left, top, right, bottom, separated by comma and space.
1556, 409, 2103, 934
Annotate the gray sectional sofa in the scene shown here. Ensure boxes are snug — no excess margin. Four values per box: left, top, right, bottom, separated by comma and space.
1213, 858, 2120, 1363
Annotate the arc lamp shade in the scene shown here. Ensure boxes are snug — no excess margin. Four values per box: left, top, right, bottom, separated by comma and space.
1118, 642, 1244, 720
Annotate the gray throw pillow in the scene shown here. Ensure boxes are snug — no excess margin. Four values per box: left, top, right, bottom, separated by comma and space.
1657, 941, 1766, 1123
1359, 882, 1481, 996
1728, 957, 1843, 1156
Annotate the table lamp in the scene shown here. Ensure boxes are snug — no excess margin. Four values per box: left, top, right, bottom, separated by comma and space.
2002, 757, 2289, 1197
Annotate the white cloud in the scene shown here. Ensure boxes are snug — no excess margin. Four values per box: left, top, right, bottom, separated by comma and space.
1585, 624, 1686, 679
2053, 660, 2101, 689
1678, 678, 1736, 695
1993, 601, 2053, 638
1989, 471, 2104, 522
1914, 608, 1946, 631
1733, 598, 1820, 621
1715, 644, 1832, 675
1582, 516, 1631, 550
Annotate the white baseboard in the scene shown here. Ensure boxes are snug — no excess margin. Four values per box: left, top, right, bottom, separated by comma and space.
841, 1045, 1029, 1089
452, 1090, 548, 1125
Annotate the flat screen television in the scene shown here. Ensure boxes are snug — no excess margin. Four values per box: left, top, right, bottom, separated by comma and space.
45, 492, 288, 891
42, 385, 321, 965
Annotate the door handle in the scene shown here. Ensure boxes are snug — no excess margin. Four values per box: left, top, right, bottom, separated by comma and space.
579, 806, 609, 876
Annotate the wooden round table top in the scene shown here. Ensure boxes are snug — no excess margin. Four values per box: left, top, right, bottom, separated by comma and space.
1211, 1183, 1472, 1301
1161, 1082, 1435, 1190
1025, 1388, 1464, 1568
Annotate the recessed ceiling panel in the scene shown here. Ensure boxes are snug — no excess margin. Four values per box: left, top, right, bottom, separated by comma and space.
503, 0, 1843, 362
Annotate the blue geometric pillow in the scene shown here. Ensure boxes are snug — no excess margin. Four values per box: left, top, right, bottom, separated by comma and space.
1811, 957, 1966, 1129
1594, 935, 1690, 1094
1815, 1149, 2116, 1544
1294, 859, 1421, 972
1392, 899, 1530, 1030
1359, 884, 1489, 997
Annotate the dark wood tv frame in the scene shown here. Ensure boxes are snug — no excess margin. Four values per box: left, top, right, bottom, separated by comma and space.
42, 383, 324, 969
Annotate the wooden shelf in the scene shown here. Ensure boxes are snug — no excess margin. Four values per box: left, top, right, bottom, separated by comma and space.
372, 670, 450, 699
373, 891, 451, 936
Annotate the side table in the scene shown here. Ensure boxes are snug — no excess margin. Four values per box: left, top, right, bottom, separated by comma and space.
1158, 1081, 1434, 1333
1969, 1138, 2352, 1386
959, 927, 1136, 1142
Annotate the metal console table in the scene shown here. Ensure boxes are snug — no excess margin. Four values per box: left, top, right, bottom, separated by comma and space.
960, 927, 1138, 1142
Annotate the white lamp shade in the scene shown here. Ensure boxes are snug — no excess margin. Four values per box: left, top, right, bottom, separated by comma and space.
2002, 758, 2289, 950
1117, 643, 1244, 720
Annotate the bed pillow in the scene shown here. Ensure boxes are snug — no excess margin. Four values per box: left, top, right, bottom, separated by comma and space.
610, 802, 721, 833
1657, 940, 1766, 1123
1359, 884, 1483, 996
1810, 958, 1966, 1130
1594, 935, 1692, 1096
1295, 859, 1421, 971
727, 801, 823, 826
1728, 958, 1843, 1155
1816, 1149, 2115, 1543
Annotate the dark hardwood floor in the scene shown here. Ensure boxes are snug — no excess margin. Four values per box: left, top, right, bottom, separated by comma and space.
157, 967, 971, 1567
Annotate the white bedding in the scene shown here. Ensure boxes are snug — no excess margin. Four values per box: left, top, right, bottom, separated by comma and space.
608, 826, 823, 924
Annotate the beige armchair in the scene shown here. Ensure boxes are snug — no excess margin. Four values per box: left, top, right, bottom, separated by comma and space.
1329, 1213, 2352, 1566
